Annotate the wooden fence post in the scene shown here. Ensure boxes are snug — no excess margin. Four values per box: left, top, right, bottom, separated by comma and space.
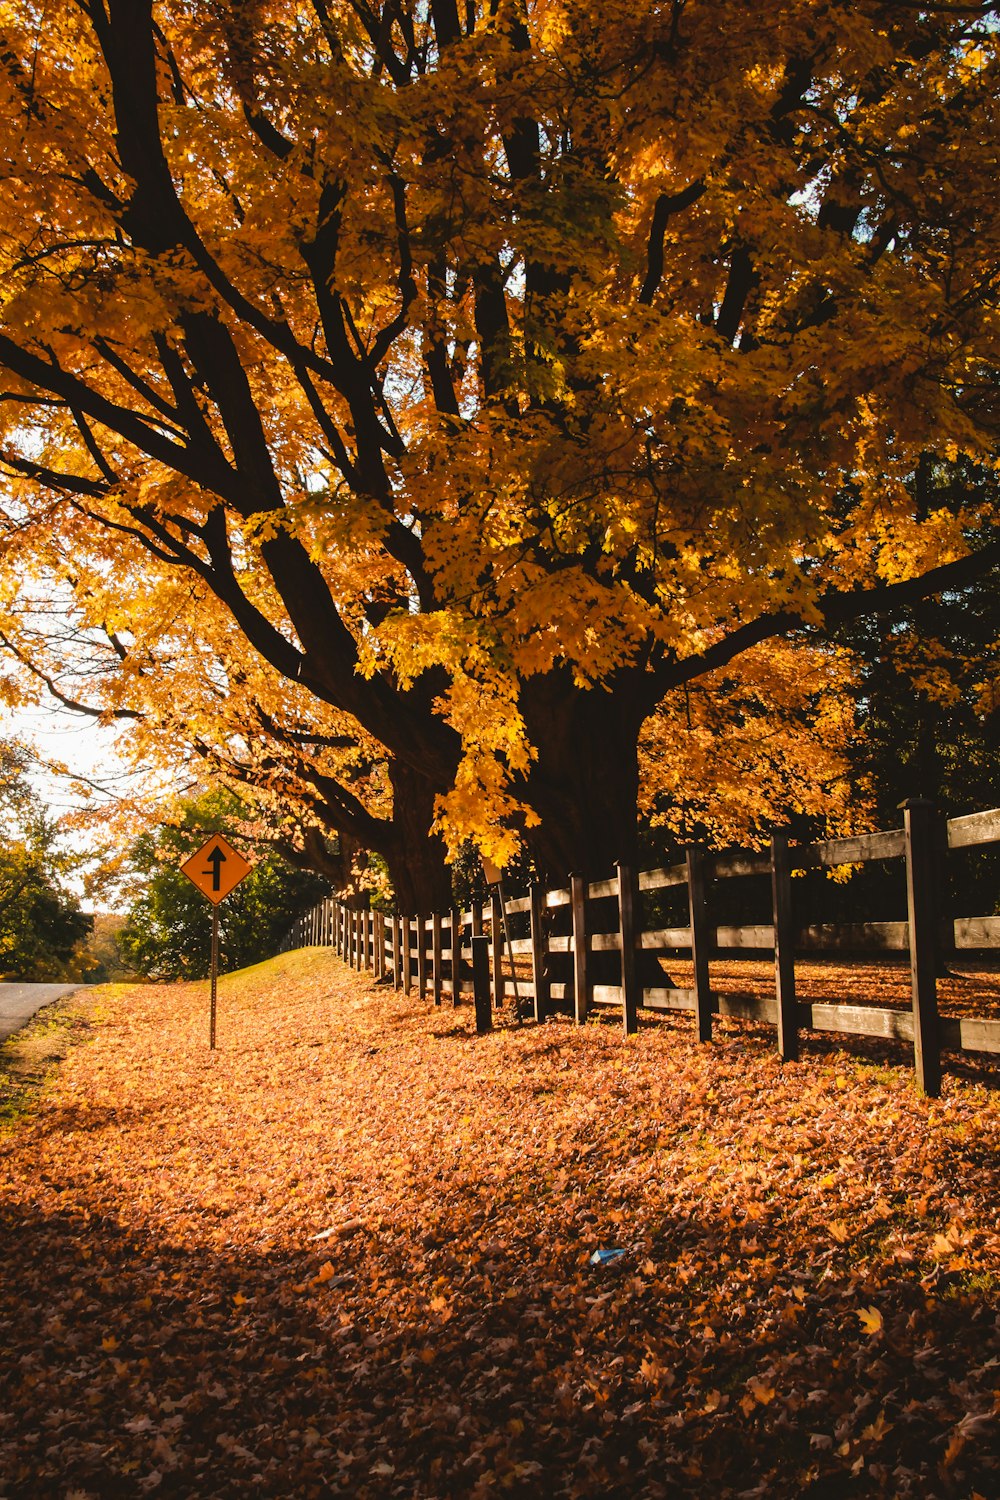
416, 915, 427, 999
373, 911, 383, 979
490, 889, 505, 1009
686, 848, 712, 1042
529, 882, 548, 1023
771, 834, 798, 1061
432, 913, 442, 1005
616, 862, 640, 1035
472, 934, 492, 1033
402, 916, 413, 994
451, 908, 463, 1004
364, 910, 373, 970
571, 874, 589, 1024
391, 915, 401, 989
903, 798, 942, 1097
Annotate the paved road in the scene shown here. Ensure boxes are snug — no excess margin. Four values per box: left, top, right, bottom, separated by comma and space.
0, 983, 87, 1044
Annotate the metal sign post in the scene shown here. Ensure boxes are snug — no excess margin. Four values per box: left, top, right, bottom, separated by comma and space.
180, 834, 254, 1049
210, 905, 219, 1050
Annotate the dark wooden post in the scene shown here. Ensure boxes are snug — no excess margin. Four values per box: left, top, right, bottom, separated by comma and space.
529, 882, 549, 1023
771, 834, 798, 1061
416, 914, 427, 999
432, 912, 443, 1005
571, 874, 589, 1025
686, 848, 712, 1043
450, 908, 462, 1003
354, 909, 361, 970
471, 934, 492, 1034
364, 910, 373, 970
391, 915, 401, 989
472, 901, 483, 938
903, 798, 942, 1097
616, 862, 640, 1036
373, 911, 383, 979
490, 890, 505, 1009
402, 916, 413, 995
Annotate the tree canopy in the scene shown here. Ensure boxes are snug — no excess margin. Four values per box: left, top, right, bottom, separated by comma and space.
1, 1, 998, 905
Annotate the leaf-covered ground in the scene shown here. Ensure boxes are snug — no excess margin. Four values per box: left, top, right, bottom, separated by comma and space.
1, 951, 998, 1499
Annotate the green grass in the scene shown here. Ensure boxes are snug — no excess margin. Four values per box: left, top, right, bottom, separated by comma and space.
0, 992, 101, 1131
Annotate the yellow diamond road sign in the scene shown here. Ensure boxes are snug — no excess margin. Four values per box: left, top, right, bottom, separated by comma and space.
181, 834, 253, 905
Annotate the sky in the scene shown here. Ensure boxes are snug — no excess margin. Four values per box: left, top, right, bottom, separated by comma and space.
3, 697, 155, 911
7, 699, 132, 817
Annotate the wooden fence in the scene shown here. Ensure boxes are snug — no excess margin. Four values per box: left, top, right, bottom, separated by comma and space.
280, 799, 1000, 1096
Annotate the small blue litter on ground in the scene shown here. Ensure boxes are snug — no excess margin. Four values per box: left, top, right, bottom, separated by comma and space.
590, 1247, 626, 1266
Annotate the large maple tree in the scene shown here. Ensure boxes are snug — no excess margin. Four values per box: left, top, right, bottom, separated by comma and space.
1, 0, 999, 906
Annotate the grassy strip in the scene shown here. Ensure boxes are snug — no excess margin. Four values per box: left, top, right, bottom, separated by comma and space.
0, 987, 112, 1130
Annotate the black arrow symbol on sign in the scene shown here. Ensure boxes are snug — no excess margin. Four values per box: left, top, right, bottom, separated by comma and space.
204, 847, 226, 892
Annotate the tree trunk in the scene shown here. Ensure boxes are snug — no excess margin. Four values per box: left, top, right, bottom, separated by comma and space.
384, 760, 454, 914
519, 669, 673, 993
519, 669, 648, 884
296, 828, 369, 905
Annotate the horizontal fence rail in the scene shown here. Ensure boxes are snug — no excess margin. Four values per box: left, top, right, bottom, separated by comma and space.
280, 799, 1000, 1096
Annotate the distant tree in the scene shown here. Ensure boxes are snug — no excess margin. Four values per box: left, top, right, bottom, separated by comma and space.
118, 789, 328, 980
834, 514, 1000, 921
73, 912, 138, 984
0, 740, 91, 980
